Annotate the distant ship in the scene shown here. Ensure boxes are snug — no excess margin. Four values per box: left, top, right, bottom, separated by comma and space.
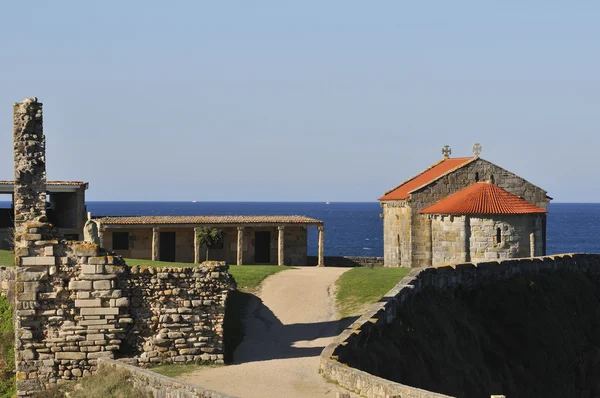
192, 200, 197, 203
325, 202, 330, 205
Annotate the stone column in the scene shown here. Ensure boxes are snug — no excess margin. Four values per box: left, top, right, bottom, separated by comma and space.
13, 98, 46, 255
98, 225, 105, 248
278, 226, 285, 266
237, 227, 244, 266
194, 227, 201, 264
152, 227, 160, 261
530, 232, 536, 257
318, 226, 325, 267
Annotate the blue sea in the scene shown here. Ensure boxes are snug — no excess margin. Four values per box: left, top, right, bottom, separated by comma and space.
76, 202, 600, 257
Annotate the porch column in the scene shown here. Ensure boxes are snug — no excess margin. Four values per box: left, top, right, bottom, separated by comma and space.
237, 227, 244, 266
194, 227, 201, 264
278, 226, 285, 266
530, 232, 536, 257
152, 227, 160, 261
318, 225, 325, 267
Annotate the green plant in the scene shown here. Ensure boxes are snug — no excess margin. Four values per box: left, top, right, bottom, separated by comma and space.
195, 227, 223, 261
0, 295, 15, 398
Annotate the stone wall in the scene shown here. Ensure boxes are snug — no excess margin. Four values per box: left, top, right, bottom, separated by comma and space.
382, 201, 411, 267
11, 98, 235, 396
469, 214, 543, 261
431, 215, 468, 266
320, 253, 600, 398
125, 264, 231, 365
382, 157, 550, 267
97, 358, 236, 398
307, 256, 384, 268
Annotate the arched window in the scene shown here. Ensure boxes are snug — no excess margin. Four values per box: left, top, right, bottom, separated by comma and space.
475, 172, 479, 182
496, 228, 501, 244
490, 174, 495, 184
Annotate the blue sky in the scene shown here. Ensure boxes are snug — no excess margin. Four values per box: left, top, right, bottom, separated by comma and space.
0, 2, 598, 202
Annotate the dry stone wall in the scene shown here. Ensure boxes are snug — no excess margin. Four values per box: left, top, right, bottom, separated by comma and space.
320, 253, 600, 398
11, 98, 235, 396
125, 263, 231, 365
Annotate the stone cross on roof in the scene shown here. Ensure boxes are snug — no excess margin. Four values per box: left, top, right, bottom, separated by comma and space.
472, 142, 482, 157
441, 145, 451, 158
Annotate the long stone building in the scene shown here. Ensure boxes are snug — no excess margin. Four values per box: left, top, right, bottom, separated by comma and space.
94, 215, 325, 266
379, 146, 551, 267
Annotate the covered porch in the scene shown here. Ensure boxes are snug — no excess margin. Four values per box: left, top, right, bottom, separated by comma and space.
95, 215, 325, 266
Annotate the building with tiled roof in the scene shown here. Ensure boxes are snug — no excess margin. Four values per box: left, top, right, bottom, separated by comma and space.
379, 146, 551, 267
94, 214, 325, 266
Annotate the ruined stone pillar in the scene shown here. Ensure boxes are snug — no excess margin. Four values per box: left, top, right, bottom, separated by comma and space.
318, 225, 325, 267
194, 227, 201, 264
98, 225, 105, 247
13, 98, 46, 258
278, 226, 285, 266
152, 227, 160, 261
236, 227, 244, 266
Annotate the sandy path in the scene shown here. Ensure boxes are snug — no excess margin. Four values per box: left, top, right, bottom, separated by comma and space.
178, 266, 357, 398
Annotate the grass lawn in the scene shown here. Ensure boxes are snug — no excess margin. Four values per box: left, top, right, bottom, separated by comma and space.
124, 257, 291, 292
335, 267, 411, 318
0, 250, 13, 267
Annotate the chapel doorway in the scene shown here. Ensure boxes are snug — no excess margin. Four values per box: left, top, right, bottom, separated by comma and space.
160, 232, 176, 262
254, 231, 271, 263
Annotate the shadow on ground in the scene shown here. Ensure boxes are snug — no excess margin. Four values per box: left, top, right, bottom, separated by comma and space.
225, 290, 357, 365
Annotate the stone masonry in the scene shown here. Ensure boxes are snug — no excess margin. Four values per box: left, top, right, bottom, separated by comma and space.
12, 98, 235, 396
382, 158, 551, 267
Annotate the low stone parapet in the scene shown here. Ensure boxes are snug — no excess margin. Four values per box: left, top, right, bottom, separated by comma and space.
320, 253, 600, 398
307, 256, 384, 267
97, 358, 236, 398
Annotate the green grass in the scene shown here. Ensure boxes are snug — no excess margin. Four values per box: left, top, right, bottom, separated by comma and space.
0, 250, 13, 267
0, 295, 14, 398
32, 366, 151, 398
335, 267, 411, 318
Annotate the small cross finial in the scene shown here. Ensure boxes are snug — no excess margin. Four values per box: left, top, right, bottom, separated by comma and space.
472, 143, 482, 157
442, 145, 451, 158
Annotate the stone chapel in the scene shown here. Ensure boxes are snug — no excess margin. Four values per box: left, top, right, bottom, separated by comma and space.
379, 145, 552, 267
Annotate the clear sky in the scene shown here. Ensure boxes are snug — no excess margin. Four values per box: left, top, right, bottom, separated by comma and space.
0, 2, 598, 202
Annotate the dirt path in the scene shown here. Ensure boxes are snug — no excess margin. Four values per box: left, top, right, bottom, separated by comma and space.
178, 266, 357, 398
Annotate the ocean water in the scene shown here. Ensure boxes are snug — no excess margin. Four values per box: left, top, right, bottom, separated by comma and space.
81, 202, 600, 257
2, 201, 598, 256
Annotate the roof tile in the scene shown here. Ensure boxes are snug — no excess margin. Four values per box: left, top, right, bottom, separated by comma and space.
95, 215, 323, 226
420, 182, 547, 215
379, 157, 475, 201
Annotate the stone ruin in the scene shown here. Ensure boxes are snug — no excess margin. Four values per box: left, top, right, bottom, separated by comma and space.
12, 98, 236, 396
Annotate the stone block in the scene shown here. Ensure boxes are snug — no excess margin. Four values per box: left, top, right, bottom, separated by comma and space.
20, 257, 55, 266
110, 298, 129, 307
74, 299, 102, 308
80, 319, 108, 326
93, 280, 111, 290
87, 351, 112, 359
55, 352, 86, 360
86, 333, 105, 341
71, 244, 99, 257
80, 307, 119, 316
68, 281, 92, 291
81, 264, 96, 274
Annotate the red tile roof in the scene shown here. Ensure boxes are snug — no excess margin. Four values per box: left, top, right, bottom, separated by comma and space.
420, 182, 547, 215
95, 215, 323, 226
379, 157, 475, 201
